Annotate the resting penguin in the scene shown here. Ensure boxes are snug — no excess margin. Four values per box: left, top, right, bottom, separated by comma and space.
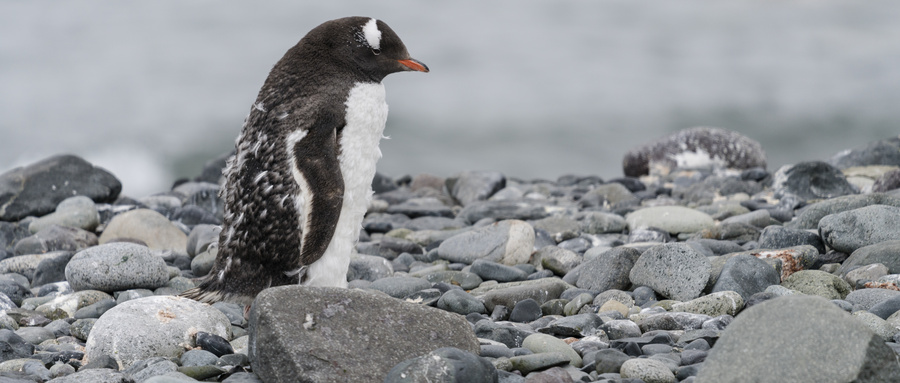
181, 17, 428, 305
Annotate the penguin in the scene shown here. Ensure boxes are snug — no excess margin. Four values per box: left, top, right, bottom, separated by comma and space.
181, 17, 428, 305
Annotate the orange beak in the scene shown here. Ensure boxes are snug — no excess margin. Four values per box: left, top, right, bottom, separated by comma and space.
398, 58, 429, 73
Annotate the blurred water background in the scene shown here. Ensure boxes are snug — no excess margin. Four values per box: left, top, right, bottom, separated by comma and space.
2, 1, 899, 197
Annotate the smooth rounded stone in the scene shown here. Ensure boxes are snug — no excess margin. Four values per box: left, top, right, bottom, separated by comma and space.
190, 247, 216, 278
757, 225, 826, 254
347, 254, 393, 283
0, 155, 121, 221
819, 205, 900, 254
98, 209, 188, 252
384, 347, 498, 383
85, 296, 231, 369
65, 242, 169, 293
522, 333, 582, 368
509, 298, 542, 323
31, 251, 76, 288
36, 290, 112, 318
580, 183, 639, 208
719, 209, 773, 229
45, 368, 132, 383
696, 295, 900, 382
625, 206, 714, 235
0, 251, 68, 280
366, 276, 431, 299
788, 193, 900, 230
185, 224, 220, 258
469, 259, 528, 283
852, 311, 898, 341
781, 270, 852, 300
507, 352, 571, 375
73, 298, 116, 319
15, 224, 98, 257
385, 197, 454, 219
536, 246, 581, 276
576, 247, 641, 292
598, 300, 630, 318
437, 289, 486, 315
873, 168, 900, 192
622, 127, 766, 177
28, 196, 100, 234
830, 138, 900, 169
539, 313, 605, 338
250, 286, 478, 383
446, 171, 506, 206
474, 320, 534, 349
0, 330, 34, 363
702, 315, 734, 331
128, 359, 179, 382
181, 349, 218, 367
437, 220, 535, 265
170, 205, 219, 227
620, 358, 676, 383
869, 295, 900, 319
14, 326, 54, 345
845, 263, 889, 286
49, 362, 76, 379
772, 161, 858, 201
564, 293, 593, 316
586, 348, 630, 374
600, 319, 641, 340
840, 240, 900, 275
115, 289, 155, 305
423, 271, 483, 290
671, 291, 744, 317
195, 331, 234, 358
629, 243, 711, 301
711, 254, 780, 300
581, 212, 627, 234
221, 372, 263, 383
530, 216, 581, 243
474, 278, 570, 312
0, 281, 31, 307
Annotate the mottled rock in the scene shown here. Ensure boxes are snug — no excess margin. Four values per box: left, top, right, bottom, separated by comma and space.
781, 270, 851, 300
65, 243, 169, 292
671, 291, 744, 317
629, 243, 711, 301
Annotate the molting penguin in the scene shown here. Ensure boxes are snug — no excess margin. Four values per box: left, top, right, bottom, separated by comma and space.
181, 17, 428, 305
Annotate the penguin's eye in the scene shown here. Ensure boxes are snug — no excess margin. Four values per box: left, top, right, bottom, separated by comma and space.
371, 48, 381, 55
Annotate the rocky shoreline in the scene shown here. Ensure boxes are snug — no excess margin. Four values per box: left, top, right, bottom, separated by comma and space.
0, 128, 899, 382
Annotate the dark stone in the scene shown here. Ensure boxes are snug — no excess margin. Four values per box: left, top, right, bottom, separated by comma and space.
575, 247, 641, 292
758, 225, 826, 254
383, 347, 498, 383
509, 298, 542, 323
80, 353, 120, 370
13, 225, 97, 255
873, 169, 900, 193
590, 348, 632, 374
607, 178, 646, 193
712, 254, 781, 300
839, 240, 900, 275
196, 331, 234, 357
0, 154, 121, 221
469, 260, 528, 283
745, 291, 779, 309
0, 281, 31, 306
788, 193, 900, 230
869, 295, 900, 320
0, 330, 34, 363
171, 205, 220, 227
688, 239, 745, 256
194, 151, 231, 184
372, 172, 398, 194
184, 185, 224, 222
0, 222, 30, 260
622, 127, 766, 177
474, 320, 533, 349
829, 138, 900, 169
73, 298, 117, 320
457, 200, 551, 225
773, 161, 857, 201
446, 171, 506, 206
31, 251, 75, 287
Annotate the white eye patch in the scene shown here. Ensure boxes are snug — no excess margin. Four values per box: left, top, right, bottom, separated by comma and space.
362, 18, 381, 50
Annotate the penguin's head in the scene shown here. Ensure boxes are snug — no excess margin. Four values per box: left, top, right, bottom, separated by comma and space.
300, 17, 429, 82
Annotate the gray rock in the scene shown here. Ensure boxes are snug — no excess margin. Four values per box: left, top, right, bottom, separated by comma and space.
0, 251, 70, 282
347, 254, 393, 282
819, 205, 900, 254
473, 278, 570, 312
589, 348, 632, 374
620, 358, 676, 383
446, 171, 506, 206
775, 161, 860, 201
580, 212, 627, 234
45, 368, 133, 383
671, 291, 744, 317
696, 295, 900, 382
829, 138, 900, 169
386, 197, 454, 219
0, 222, 30, 260
469, 259, 528, 283
852, 311, 898, 341
869, 295, 900, 319
437, 289, 486, 315
366, 276, 431, 299
507, 352, 571, 375
456, 200, 552, 224
85, 296, 231, 369
581, 183, 638, 207
181, 349, 218, 367
622, 127, 766, 177
98, 209, 188, 253
185, 224, 220, 258
720, 209, 772, 228
190, 247, 216, 277
249, 286, 479, 383
437, 220, 534, 265
384, 347, 498, 383
522, 333, 582, 367
600, 319, 642, 340
873, 169, 900, 192
14, 326, 53, 345
65, 243, 169, 292
781, 270, 852, 300
787, 193, 900, 230
0, 154, 121, 221
69, 318, 97, 341
536, 246, 581, 276
845, 264, 889, 287
31, 250, 75, 287
130, 359, 178, 382
222, 372, 263, 383
14, 225, 97, 255
28, 196, 100, 234
845, 289, 900, 312
712, 254, 780, 300
840, 240, 900, 275
530, 216, 581, 242
0, 329, 34, 362
539, 313, 605, 338
575, 247, 641, 292
629, 243, 711, 301
626, 206, 714, 235
757, 225, 826, 254
638, 312, 712, 332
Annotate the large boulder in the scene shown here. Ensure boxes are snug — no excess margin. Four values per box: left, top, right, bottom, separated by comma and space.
0, 155, 121, 221
249, 286, 479, 383
696, 295, 900, 382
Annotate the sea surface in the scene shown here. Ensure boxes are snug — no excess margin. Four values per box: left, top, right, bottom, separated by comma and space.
2, 1, 899, 197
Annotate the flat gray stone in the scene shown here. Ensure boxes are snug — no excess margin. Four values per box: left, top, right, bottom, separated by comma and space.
626, 206, 714, 235
787, 193, 900, 230
249, 286, 479, 383
85, 296, 231, 369
366, 276, 430, 299
65, 242, 169, 293
696, 295, 900, 382
845, 288, 900, 311
840, 240, 900, 275
521, 333, 582, 368
473, 278, 571, 312
629, 243, 711, 301
437, 219, 534, 265
819, 205, 900, 254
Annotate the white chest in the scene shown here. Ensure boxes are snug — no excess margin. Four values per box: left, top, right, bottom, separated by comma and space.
302, 82, 388, 287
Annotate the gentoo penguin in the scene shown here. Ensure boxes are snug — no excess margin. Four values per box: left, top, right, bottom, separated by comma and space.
181, 17, 428, 305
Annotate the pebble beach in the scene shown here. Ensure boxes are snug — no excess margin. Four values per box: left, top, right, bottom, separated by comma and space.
1, 127, 900, 382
